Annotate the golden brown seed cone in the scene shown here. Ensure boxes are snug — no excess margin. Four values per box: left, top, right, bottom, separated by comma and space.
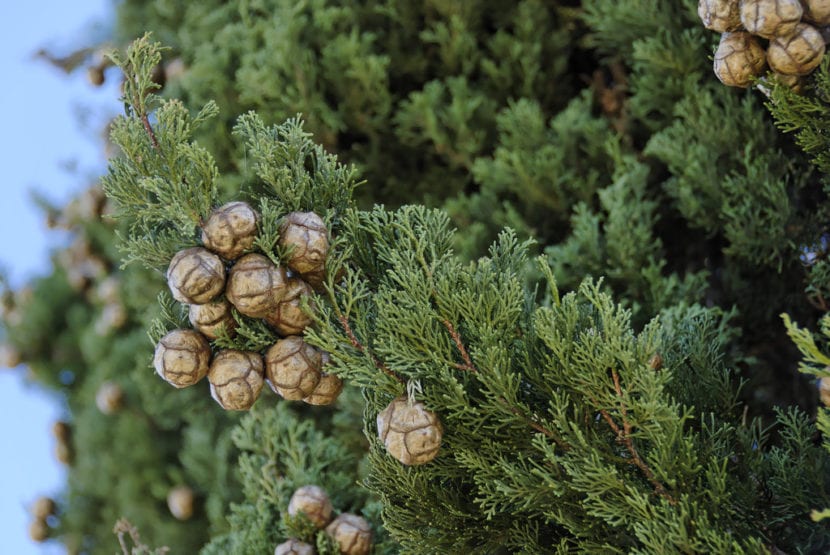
55, 442, 72, 465
275, 539, 316, 555
189, 298, 237, 340
264, 278, 314, 336
201, 201, 260, 260
303, 372, 344, 406
95, 381, 124, 415
29, 519, 49, 543
167, 485, 195, 520
278, 212, 329, 276
287, 485, 333, 528
740, 0, 802, 39
377, 397, 443, 465
265, 337, 322, 400
32, 497, 56, 520
225, 253, 288, 318
154, 329, 212, 388
802, 0, 830, 25
713, 32, 767, 88
52, 421, 71, 442
819, 376, 830, 406
698, 0, 742, 32
325, 513, 372, 555
767, 22, 827, 76
167, 247, 226, 304
208, 350, 265, 410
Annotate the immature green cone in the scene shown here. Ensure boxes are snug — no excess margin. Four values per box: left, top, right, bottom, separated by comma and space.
265, 336, 322, 400
325, 513, 372, 555
377, 397, 443, 465
278, 211, 329, 276
275, 539, 316, 555
167, 247, 226, 304
698, 0, 742, 31
287, 485, 333, 528
768, 22, 826, 75
740, 0, 802, 39
713, 32, 767, 87
153, 329, 211, 388
225, 253, 288, 318
189, 298, 236, 340
208, 350, 265, 410
201, 201, 260, 260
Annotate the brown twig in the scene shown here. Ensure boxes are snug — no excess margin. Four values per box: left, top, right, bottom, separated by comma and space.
443, 317, 570, 450
337, 314, 404, 384
503, 399, 571, 451
596, 369, 676, 504
141, 113, 159, 149
442, 319, 477, 372
124, 65, 159, 149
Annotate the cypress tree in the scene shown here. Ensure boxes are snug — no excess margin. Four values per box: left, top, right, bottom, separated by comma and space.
5, 1, 830, 552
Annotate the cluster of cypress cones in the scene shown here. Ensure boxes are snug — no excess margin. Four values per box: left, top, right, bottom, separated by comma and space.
153, 201, 343, 410
275, 485, 372, 555
699, 0, 829, 89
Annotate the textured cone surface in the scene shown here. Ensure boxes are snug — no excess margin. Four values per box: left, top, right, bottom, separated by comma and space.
768, 22, 826, 75
265, 277, 314, 335
189, 298, 236, 340
803, 0, 830, 24
32, 497, 56, 520
226, 253, 288, 317
208, 350, 265, 410
265, 336, 322, 400
154, 329, 211, 388
300, 267, 326, 291
698, 0, 742, 31
303, 372, 344, 405
714, 32, 767, 87
95, 381, 124, 415
287, 485, 333, 528
275, 539, 316, 555
167, 485, 195, 521
201, 201, 260, 260
167, 247, 226, 304
278, 212, 329, 275
740, 0, 803, 38
325, 513, 372, 555
377, 397, 443, 465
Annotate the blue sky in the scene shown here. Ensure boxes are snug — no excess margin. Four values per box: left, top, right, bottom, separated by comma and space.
0, 1, 119, 553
